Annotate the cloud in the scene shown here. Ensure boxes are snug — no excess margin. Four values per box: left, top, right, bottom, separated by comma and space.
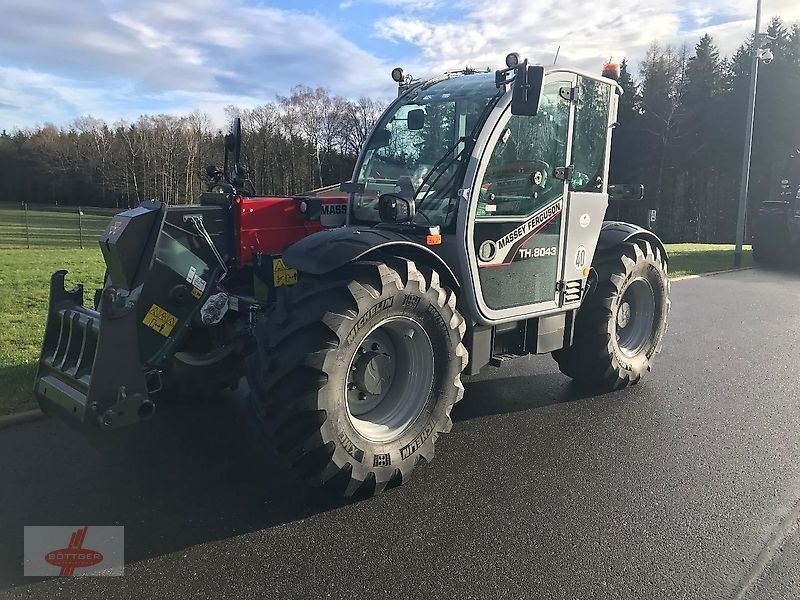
3, 0, 800, 129
375, 0, 679, 75
0, 0, 392, 128
372, 0, 442, 8
374, 0, 800, 76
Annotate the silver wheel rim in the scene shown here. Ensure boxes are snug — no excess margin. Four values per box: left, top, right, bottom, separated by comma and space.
345, 316, 434, 442
616, 277, 656, 358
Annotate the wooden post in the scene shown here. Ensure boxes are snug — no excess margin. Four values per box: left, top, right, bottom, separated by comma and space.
78, 206, 84, 249
24, 202, 30, 249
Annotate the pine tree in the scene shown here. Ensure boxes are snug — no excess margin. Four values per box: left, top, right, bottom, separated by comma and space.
609, 59, 643, 223
679, 34, 730, 241
638, 44, 686, 240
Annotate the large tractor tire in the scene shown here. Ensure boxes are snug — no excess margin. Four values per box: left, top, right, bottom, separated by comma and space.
553, 239, 669, 391
249, 258, 468, 497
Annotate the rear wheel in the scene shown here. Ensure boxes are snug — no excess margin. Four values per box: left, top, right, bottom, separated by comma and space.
553, 239, 669, 391
249, 258, 468, 496
167, 345, 243, 403
159, 326, 243, 404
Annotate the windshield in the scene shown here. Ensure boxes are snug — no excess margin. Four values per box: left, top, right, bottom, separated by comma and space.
351, 72, 502, 227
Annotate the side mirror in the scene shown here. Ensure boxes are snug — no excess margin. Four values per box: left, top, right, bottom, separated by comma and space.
511, 63, 544, 116
407, 109, 425, 131
378, 194, 415, 223
366, 129, 391, 150
608, 183, 645, 201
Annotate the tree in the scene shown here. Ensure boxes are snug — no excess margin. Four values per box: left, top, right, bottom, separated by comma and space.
638, 43, 687, 240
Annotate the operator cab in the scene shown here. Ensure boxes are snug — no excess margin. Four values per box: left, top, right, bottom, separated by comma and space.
343, 56, 621, 325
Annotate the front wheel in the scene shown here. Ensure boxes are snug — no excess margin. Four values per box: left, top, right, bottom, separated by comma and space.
249, 258, 468, 496
553, 239, 670, 391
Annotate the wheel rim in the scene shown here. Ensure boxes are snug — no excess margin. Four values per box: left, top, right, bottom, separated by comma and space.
345, 316, 434, 443
616, 277, 656, 358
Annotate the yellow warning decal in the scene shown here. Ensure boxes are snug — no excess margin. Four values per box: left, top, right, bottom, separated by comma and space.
142, 304, 178, 337
191, 287, 202, 299
273, 258, 298, 288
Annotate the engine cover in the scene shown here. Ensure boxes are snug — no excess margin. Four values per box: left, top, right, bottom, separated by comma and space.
234, 195, 349, 264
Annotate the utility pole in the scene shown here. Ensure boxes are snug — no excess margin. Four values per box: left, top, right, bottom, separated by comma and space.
734, 0, 762, 267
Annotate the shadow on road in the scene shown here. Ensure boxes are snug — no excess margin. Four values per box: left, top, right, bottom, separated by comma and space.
0, 368, 594, 589
455, 370, 600, 422
0, 392, 354, 588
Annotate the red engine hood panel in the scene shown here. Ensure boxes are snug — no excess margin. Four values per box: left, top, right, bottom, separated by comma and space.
233, 195, 348, 264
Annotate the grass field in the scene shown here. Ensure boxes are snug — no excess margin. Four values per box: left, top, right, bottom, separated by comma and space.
0, 250, 105, 415
0, 243, 753, 417
667, 243, 753, 278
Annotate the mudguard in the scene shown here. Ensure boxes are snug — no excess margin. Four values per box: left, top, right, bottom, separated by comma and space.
282, 226, 461, 290
596, 221, 668, 263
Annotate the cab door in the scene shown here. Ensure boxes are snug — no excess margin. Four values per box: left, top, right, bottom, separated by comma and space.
467, 74, 576, 320
559, 76, 615, 306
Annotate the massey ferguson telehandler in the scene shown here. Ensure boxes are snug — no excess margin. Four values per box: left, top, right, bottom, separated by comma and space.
35, 55, 670, 496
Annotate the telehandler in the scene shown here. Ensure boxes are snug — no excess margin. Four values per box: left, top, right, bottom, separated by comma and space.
36, 55, 670, 496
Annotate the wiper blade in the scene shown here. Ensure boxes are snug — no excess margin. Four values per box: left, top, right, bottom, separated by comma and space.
415, 138, 467, 213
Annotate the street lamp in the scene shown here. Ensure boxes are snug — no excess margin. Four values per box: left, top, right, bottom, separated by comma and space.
734, 0, 775, 266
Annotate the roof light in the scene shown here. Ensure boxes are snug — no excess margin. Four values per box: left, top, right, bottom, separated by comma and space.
602, 62, 620, 81
391, 67, 405, 83
505, 52, 521, 68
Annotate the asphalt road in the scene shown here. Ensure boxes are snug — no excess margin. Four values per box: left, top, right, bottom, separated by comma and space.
1, 268, 799, 599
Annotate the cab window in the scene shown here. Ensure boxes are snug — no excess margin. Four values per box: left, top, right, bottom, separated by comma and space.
476, 80, 572, 218
570, 78, 611, 192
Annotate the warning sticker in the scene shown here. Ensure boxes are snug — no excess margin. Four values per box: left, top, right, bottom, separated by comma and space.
186, 266, 197, 284
272, 258, 298, 288
191, 287, 202, 299
142, 304, 178, 337
191, 274, 206, 291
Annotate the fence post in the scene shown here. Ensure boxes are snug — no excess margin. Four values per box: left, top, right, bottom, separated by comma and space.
24, 202, 30, 249
78, 206, 84, 249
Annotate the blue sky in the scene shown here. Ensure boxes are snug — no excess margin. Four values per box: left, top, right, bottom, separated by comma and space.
1, 0, 798, 129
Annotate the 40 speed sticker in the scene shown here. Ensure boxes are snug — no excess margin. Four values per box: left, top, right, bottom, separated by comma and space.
574, 245, 588, 272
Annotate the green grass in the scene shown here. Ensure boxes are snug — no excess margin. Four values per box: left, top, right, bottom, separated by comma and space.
664, 243, 753, 279
0, 242, 755, 417
0, 250, 105, 415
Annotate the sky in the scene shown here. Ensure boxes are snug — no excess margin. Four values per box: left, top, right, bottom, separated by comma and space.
1, 0, 799, 130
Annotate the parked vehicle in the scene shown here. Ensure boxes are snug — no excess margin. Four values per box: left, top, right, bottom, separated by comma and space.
36, 55, 670, 496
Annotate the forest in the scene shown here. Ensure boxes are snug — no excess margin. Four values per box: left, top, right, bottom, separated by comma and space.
1, 16, 799, 243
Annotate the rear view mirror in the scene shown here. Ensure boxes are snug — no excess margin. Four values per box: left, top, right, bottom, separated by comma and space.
407, 109, 425, 131
608, 183, 645, 201
511, 63, 544, 116
378, 194, 415, 223
366, 129, 391, 149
